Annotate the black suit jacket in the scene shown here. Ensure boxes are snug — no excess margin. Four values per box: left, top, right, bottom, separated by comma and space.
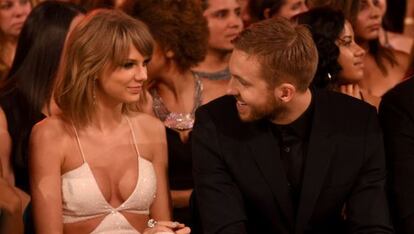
192, 90, 393, 234
379, 77, 414, 234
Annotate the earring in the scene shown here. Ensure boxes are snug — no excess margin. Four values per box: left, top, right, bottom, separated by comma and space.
92, 78, 96, 105
327, 73, 332, 80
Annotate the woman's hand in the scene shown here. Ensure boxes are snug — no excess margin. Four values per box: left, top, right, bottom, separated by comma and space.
143, 220, 191, 234
0, 177, 24, 234
338, 84, 363, 100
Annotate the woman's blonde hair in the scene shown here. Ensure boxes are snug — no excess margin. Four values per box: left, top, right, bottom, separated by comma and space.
54, 9, 154, 128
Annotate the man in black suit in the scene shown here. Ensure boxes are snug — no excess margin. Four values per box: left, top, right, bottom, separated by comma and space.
379, 77, 414, 234
192, 17, 393, 234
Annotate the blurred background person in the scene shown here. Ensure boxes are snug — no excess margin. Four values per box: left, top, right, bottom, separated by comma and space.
346, 0, 409, 98
122, 0, 227, 228
0, 158, 26, 234
0, 1, 84, 233
0, 0, 31, 80
192, 0, 243, 81
378, 0, 413, 55
296, 7, 380, 109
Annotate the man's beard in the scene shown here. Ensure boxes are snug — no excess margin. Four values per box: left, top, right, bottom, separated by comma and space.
237, 93, 286, 122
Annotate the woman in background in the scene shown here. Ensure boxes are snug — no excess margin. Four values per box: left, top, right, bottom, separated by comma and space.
0, 0, 31, 79
296, 7, 380, 109
0, 2, 84, 232
351, 0, 409, 97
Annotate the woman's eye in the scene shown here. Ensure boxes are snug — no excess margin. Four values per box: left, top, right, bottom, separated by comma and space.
122, 62, 135, 69
0, 1, 13, 10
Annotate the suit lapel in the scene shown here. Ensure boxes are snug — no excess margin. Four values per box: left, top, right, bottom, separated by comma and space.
295, 92, 337, 234
246, 120, 295, 230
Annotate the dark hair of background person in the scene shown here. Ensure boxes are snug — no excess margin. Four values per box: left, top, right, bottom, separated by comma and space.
308, 0, 359, 22
295, 7, 345, 89
383, 0, 406, 33
70, 0, 113, 12
122, 0, 208, 72
0, 0, 85, 192
239, 0, 282, 21
259, 0, 286, 19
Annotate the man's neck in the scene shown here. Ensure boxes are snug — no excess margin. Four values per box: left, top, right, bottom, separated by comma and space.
271, 89, 312, 125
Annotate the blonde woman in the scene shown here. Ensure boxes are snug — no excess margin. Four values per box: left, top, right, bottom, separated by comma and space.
30, 9, 190, 234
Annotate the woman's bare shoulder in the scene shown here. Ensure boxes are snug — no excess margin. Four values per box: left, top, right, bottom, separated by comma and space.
128, 112, 166, 142
31, 115, 72, 144
0, 107, 8, 132
392, 49, 410, 70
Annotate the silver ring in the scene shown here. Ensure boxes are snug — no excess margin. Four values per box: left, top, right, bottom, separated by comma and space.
147, 218, 157, 228
172, 221, 179, 228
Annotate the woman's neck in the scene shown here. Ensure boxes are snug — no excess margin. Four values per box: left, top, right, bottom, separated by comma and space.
1, 36, 18, 66
89, 92, 125, 133
193, 48, 231, 72
155, 69, 195, 101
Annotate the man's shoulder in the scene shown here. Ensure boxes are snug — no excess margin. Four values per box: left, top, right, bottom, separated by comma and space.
314, 89, 376, 116
197, 95, 238, 120
382, 77, 414, 104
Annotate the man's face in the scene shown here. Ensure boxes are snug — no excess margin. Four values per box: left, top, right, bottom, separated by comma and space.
227, 49, 284, 122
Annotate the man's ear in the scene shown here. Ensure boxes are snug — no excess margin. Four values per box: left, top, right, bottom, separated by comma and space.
274, 83, 296, 103
263, 8, 271, 19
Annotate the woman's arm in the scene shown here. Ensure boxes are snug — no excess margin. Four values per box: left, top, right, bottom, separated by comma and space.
149, 121, 172, 221
29, 119, 64, 234
0, 159, 23, 234
139, 115, 190, 234
0, 108, 13, 184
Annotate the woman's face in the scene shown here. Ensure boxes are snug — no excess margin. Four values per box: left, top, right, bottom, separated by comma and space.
336, 21, 365, 83
276, 0, 308, 19
203, 0, 243, 52
0, 0, 31, 38
97, 46, 149, 105
353, 0, 382, 41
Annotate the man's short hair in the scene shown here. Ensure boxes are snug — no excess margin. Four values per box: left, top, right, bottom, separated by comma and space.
233, 17, 318, 92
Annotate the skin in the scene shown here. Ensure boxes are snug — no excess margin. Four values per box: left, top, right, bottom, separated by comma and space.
0, 161, 24, 234
30, 46, 190, 234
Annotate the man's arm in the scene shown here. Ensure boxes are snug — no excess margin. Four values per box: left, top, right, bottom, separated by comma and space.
379, 95, 414, 234
347, 107, 394, 233
192, 107, 247, 234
